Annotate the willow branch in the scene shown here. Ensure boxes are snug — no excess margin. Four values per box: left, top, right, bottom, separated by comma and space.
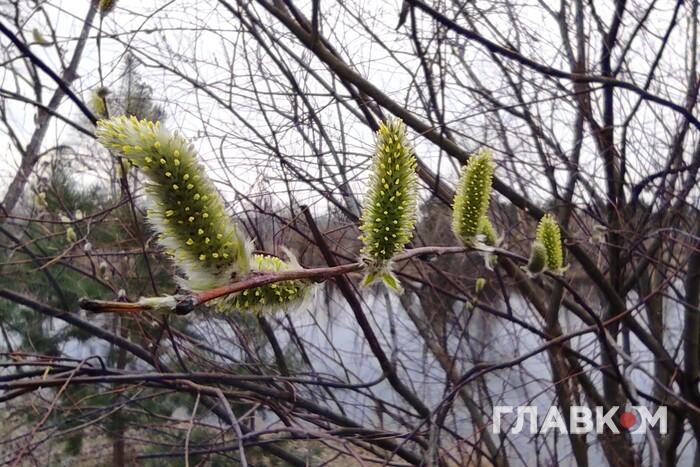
78, 245, 479, 314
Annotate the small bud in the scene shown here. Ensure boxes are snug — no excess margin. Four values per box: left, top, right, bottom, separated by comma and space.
33, 191, 48, 210
475, 277, 486, 293
590, 224, 607, 244
32, 29, 51, 47
66, 227, 77, 243
89, 87, 109, 119
476, 216, 500, 270
137, 295, 178, 313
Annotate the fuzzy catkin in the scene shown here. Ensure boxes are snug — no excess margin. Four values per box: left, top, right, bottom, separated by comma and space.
536, 213, 564, 273
224, 254, 312, 314
477, 216, 498, 246
96, 116, 251, 291
358, 118, 417, 292
452, 150, 495, 245
526, 241, 547, 276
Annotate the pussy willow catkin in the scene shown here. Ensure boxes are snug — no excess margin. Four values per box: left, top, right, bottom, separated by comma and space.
526, 241, 547, 276
477, 216, 498, 247
225, 254, 312, 314
359, 118, 417, 293
536, 213, 564, 273
452, 150, 495, 246
476, 215, 499, 269
96, 116, 251, 291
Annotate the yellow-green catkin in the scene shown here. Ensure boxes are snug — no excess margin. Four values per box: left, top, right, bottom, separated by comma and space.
477, 215, 499, 269
477, 216, 498, 247
359, 118, 417, 293
536, 213, 564, 273
66, 226, 77, 243
526, 241, 547, 276
225, 254, 312, 314
452, 150, 495, 246
96, 116, 252, 291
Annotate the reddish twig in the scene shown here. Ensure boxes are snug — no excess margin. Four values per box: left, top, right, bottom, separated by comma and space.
78, 245, 473, 315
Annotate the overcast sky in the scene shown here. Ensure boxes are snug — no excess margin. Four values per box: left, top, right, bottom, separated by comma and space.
0, 1, 691, 211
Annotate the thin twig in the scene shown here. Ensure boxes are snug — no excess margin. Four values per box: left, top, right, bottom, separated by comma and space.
185, 391, 200, 467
